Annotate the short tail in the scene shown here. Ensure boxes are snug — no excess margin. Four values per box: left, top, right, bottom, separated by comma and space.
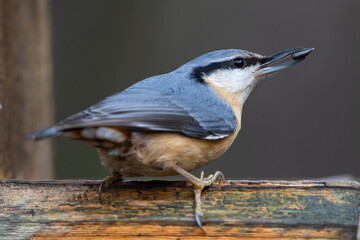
27, 127, 62, 140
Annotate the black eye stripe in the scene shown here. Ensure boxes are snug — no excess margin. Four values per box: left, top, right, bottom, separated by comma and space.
245, 57, 260, 66
192, 57, 263, 82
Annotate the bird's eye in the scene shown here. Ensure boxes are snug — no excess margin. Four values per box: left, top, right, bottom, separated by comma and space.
233, 58, 245, 68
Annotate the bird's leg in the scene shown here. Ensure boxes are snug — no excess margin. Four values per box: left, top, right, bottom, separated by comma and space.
98, 171, 123, 204
172, 164, 225, 231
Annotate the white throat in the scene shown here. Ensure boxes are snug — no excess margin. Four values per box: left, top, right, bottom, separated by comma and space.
206, 66, 260, 105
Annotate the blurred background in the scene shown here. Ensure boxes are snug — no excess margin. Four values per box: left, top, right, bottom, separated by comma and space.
50, 0, 359, 180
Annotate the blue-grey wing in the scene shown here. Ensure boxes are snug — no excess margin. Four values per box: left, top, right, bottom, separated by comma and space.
44, 74, 237, 140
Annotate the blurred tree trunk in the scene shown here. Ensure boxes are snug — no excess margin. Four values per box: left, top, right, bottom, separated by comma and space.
0, 0, 53, 179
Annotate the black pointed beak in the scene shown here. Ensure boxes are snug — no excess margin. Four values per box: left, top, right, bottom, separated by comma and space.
258, 47, 314, 75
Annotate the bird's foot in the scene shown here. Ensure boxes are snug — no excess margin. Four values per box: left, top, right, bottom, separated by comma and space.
98, 172, 123, 204
171, 165, 225, 231
192, 171, 225, 231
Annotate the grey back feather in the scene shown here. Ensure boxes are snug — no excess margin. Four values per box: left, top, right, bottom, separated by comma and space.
32, 50, 246, 140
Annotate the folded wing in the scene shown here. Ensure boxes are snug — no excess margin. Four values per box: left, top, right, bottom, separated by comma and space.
29, 76, 237, 140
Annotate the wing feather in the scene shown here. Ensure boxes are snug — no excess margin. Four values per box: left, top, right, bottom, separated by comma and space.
54, 75, 238, 139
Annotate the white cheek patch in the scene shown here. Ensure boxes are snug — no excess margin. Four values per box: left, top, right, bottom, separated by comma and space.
206, 66, 260, 104
206, 66, 258, 93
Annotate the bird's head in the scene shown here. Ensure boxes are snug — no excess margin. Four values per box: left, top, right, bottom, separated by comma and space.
185, 47, 314, 104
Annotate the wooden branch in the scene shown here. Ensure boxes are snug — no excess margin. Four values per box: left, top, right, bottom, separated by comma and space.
0, 0, 53, 179
0, 180, 359, 239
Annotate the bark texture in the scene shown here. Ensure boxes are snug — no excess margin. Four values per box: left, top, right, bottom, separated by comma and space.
0, 0, 53, 179
0, 180, 359, 239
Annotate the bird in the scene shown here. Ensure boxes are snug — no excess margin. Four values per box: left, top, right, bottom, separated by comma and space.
28, 47, 314, 230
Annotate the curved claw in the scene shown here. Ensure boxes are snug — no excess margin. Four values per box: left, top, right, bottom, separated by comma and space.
98, 179, 105, 204
202, 171, 225, 187
195, 210, 205, 232
217, 171, 225, 182
98, 173, 123, 204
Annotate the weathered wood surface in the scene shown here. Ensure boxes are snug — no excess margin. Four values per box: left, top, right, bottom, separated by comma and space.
0, 180, 359, 239
0, 0, 53, 179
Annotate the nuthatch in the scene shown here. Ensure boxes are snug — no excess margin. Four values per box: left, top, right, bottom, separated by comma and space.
29, 47, 314, 230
